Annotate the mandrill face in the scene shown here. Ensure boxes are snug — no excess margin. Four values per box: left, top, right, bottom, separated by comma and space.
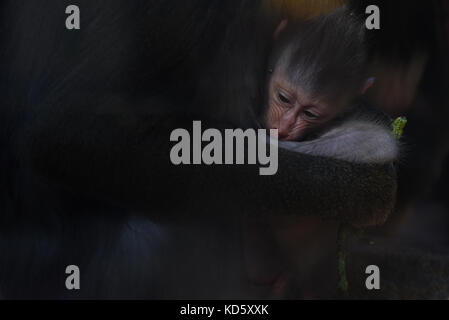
265, 70, 344, 141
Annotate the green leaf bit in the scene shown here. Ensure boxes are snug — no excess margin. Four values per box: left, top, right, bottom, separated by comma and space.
392, 116, 407, 139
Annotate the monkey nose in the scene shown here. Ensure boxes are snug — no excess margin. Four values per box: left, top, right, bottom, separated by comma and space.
279, 116, 297, 139
277, 106, 301, 139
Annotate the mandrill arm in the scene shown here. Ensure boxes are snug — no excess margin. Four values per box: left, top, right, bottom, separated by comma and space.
21, 95, 397, 227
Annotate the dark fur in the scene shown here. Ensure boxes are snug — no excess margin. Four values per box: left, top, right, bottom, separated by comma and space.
0, 1, 397, 298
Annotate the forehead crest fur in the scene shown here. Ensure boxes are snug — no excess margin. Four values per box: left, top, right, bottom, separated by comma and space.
272, 7, 367, 102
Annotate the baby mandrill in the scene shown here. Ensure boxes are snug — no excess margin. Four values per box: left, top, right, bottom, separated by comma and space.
245, 9, 400, 297
264, 8, 398, 164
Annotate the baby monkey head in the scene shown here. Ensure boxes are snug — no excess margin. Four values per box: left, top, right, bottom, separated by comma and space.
266, 7, 373, 141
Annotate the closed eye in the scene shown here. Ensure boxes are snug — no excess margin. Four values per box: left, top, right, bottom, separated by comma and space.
303, 110, 318, 119
278, 92, 291, 104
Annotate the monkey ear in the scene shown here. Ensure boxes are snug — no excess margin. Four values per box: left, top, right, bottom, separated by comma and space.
274, 19, 288, 39
361, 77, 375, 94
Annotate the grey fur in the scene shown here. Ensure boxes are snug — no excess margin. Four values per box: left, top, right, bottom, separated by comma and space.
271, 6, 368, 104
275, 118, 399, 164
